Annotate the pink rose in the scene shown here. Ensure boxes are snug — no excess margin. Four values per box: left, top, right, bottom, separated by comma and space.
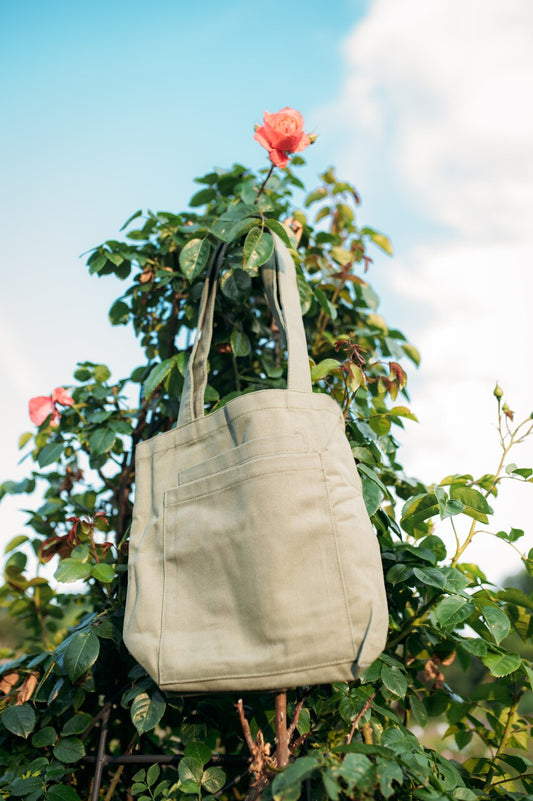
254, 107, 311, 168
29, 387, 74, 427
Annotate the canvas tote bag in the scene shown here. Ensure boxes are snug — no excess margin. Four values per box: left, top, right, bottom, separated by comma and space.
123, 234, 389, 692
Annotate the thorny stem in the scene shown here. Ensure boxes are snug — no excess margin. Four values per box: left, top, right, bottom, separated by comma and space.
451, 406, 533, 567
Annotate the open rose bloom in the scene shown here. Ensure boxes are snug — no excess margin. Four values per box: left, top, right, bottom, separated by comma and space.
254, 107, 311, 168
29, 386, 74, 427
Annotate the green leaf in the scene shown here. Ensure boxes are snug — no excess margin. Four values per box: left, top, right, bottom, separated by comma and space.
377, 758, 403, 798
179, 238, 212, 281
482, 605, 511, 644
105, 251, 124, 267
61, 713, 92, 736
459, 637, 487, 657
119, 208, 143, 231
5, 534, 29, 553
310, 358, 342, 382
55, 559, 92, 583
143, 356, 178, 399
361, 478, 382, 517
130, 689, 166, 735
19, 431, 33, 449
37, 442, 63, 468
189, 187, 216, 207
46, 785, 82, 801
412, 566, 447, 591
88, 428, 115, 455
497, 587, 533, 610
146, 764, 160, 787
184, 741, 212, 765
314, 287, 337, 320
53, 736, 86, 763
434, 596, 474, 630
179, 756, 204, 784
243, 228, 274, 274
297, 273, 313, 314
409, 695, 428, 727
304, 187, 328, 207
201, 766, 226, 793
63, 631, 100, 680
1, 703, 36, 738
401, 343, 421, 365
381, 665, 408, 697
296, 707, 310, 734
264, 219, 292, 247
224, 217, 258, 245
496, 527, 525, 543
362, 227, 393, 256
482, 652, 521, 677
11, 776, 43, 797
109, 300, 130, 326
91, 563, 115, 583
331, 246, 353, 266
272, 757, 319, 801
220, 268, 251, 302
94, 364, 111, 382
449, 485, 493, 523
32, 725, 57, 747
230, 329, 251, 357
401, 493, 439, 526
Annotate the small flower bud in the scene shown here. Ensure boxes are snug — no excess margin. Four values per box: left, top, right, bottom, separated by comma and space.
493, 383, 503, 399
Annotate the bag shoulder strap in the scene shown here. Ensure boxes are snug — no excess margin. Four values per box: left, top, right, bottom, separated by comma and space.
177, 233, 311, 427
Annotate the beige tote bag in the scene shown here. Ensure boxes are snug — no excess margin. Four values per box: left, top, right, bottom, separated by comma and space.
123, 235, 388, 692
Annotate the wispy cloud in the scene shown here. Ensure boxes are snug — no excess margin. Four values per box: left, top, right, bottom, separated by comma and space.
319, 0, 533, 577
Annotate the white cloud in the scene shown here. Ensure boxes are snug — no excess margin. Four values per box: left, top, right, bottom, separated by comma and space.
334, 0, 533, 238
319, 0, 533, 578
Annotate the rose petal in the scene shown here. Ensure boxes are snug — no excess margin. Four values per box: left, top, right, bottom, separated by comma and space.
29, 396, 54, 426
254, 126, 273, 151
52, 387, 74, 406
292, 132, 311, 153
268, 149, 289, 168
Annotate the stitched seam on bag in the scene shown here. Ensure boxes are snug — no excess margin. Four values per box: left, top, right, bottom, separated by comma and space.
164, 463, 320, 506
177, 433, 306, 486
159, 655, 356, 684
135, 395, 341, 459
177, 447, 307, 488
157, 503, 167, 686
320, 453, 358, 656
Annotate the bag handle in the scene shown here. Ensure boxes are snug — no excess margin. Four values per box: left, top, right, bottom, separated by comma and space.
177, 233, 312, 426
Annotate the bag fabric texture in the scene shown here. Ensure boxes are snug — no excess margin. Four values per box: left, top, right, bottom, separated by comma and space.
123, 234, 389, 692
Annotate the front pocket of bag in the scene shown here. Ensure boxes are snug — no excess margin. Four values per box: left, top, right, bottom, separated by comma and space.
159, 451, 354, 684
177, 432, 305, 487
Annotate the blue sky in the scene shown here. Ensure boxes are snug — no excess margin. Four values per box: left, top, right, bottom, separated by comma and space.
1, 0, 532, 580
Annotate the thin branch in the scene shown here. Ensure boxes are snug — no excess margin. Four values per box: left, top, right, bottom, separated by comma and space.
236, 698, 257, 755
255, 164, 275, 203
346, 694, 375, 745
275, 691, 290, 768
287, 697, 306, 739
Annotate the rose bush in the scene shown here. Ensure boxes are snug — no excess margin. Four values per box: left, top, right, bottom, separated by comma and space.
0, 112, 532, 800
